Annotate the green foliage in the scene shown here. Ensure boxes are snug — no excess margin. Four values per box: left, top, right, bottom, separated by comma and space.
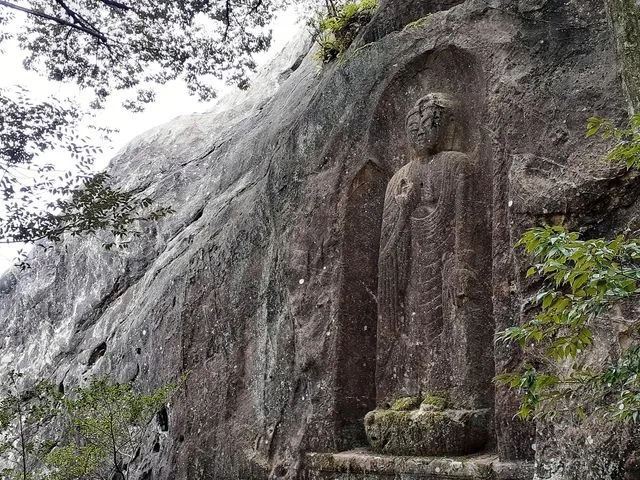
1, 0, 290, 262
587, 114, 640, 168
497, 116, 640, 422
420, 393, 447, 411
50, 376, 180, 480
44, 445, 104, 480
499, 226, 640, 359
311, 0, 377, 64
3, 171, 174, 268
0, 371, 61, 480
0, 373, 182, 480
0, 85, 171, 256
0, 86, 173, 264
497, 226, 640, 421
1, 1, 285, 108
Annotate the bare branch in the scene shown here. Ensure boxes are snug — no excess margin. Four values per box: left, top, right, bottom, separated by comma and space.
97, 0, 131, 10
248, 0, 263, 15
222, 0, 231, 41
0, 0, 109, 44
53, 0, 106, 41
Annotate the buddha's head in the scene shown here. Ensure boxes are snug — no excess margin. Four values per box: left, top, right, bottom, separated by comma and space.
405, 93, 459, 158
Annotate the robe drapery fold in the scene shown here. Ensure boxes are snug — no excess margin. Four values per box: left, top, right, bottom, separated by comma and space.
376, 151, 482, 407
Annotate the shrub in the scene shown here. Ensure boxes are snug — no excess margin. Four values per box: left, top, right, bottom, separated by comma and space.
496, 115, 640, 423
0, 373, 182, 480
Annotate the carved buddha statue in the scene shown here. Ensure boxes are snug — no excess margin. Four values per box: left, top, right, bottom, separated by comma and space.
375, 92, 491, 412
366, 93, 492, 456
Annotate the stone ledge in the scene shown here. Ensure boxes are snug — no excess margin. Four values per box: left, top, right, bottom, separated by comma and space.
302, 449, 533, 479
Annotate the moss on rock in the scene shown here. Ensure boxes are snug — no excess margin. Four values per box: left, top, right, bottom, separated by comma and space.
364, 407, 490, 456
421, 393, 448, 411
402, 15, 431, 31
390, 395, 423, 411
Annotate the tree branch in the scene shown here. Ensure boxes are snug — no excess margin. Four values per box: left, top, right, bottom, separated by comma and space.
97, 0, 130, 10
248, 0, 263, 15
0, 0, 109, 44
222, 0, 231, 41
53, 0, 106, 41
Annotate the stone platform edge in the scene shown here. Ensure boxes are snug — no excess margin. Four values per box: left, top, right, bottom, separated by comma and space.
303, 449, 534, 479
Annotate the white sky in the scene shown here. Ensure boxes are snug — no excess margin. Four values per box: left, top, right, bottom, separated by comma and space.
0, 6, 303, 271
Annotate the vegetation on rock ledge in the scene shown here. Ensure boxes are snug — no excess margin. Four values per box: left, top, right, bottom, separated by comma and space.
312, 0, 377, 64
390, 395, 422, 411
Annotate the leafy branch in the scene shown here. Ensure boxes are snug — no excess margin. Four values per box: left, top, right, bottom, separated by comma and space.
0, 86, 174, 267
0, 373, 183, 480
587, 114, 640, 169
497, 115, 640, 422
0, 371, 61, 479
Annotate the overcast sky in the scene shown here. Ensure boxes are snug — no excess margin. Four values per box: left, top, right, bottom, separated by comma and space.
0, 7, 302, 271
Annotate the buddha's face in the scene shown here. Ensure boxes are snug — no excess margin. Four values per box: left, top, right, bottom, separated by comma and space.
406, 103, 444, 157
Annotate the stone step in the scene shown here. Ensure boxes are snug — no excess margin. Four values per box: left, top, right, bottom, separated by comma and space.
302, 449, 533, 480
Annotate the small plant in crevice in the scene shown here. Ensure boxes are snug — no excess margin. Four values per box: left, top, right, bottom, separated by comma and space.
402, 15, 432, 32
311, 0, 378, 64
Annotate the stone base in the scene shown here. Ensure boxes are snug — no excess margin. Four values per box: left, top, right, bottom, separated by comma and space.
364, 408, 490, 456
302, 449, 534, 480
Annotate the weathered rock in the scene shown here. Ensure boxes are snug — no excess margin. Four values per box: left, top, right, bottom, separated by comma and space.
624, 449, 640, 480
364, 407, 490, 456
0, 0, 637, 479
365, 390, 489, 457
605, 0, 640, 113
303, 450, 534, 480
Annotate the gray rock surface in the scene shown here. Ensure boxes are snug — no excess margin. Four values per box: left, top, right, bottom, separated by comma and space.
303, 450, 534, 480
0, 0, 638, 479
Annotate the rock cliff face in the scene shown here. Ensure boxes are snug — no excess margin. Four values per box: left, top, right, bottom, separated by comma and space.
0, 0, 638, 479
